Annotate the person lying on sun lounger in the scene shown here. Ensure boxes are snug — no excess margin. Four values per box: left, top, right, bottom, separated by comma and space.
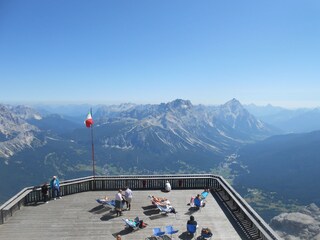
122, 217, 147, 230
148, 195, 171, 206
156, 204, 177, 214
96, 197, 116, 207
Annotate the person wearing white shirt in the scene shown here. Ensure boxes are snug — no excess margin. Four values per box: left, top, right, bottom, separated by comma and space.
115, 189, 123, 216
124, 186, 133, 210
165, 180, 171, 192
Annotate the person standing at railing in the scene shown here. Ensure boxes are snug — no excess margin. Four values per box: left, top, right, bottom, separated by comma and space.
50, 176, 61, 200
41, 182, 49, 203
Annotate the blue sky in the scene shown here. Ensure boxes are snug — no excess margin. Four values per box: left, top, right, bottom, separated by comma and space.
1, 0, 320, 108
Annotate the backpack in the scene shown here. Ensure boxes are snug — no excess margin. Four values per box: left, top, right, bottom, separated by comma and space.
201, 227, 212, 236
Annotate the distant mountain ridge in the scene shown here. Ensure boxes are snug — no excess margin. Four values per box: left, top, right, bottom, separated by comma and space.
233, 130, 320, 206
245, 104, 320, 133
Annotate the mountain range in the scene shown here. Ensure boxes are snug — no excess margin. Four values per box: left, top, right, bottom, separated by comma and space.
1, 98, 320, 239
245, 104, 320, 133
0, 98, 275, 201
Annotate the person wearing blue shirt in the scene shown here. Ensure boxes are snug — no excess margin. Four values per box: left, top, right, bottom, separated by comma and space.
187, 215, 198, 234
194, 194, 205, 208
50, 176, 61, 200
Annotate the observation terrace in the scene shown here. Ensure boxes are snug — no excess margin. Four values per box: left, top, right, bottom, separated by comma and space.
0, 174, 280, 240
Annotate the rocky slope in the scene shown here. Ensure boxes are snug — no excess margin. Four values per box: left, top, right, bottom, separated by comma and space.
0, 104, 42, 159
270, 204, 320, 240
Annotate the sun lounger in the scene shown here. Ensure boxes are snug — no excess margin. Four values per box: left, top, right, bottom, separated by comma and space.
96, 199, 116, 208
156, 204, 176, 214
122, 217, 140, 230
201, 191, 209, 199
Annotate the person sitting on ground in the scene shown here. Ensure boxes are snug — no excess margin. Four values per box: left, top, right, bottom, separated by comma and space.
201, 227, 213, 237
165, 180, 171, 192
187, 215, 198, 226
188, 190, 209, 206
194, 194, 205, 208
187, 215, 198, 234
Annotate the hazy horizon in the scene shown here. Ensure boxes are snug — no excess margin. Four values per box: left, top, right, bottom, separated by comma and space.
1, 98, 317, 110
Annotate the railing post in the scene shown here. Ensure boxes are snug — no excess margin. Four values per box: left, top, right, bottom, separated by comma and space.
142, 179, 147, 188
0, 209, 3, 224
93, 178, 96, 191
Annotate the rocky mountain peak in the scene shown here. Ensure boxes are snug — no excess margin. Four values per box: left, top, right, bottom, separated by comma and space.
10, 105, 42, 120
219, 98, 248, 118
222, 98, 244, 112
166, 99, 193, 111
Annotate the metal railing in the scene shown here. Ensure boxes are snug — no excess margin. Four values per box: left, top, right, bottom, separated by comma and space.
0, 174, 280, 239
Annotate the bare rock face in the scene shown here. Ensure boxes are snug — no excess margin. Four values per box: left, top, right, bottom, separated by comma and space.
0, 104, 41, 159
96, 98, 277, 155
270, 204, 320, 240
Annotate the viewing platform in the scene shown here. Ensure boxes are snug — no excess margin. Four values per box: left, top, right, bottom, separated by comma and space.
0, 175, 280, 240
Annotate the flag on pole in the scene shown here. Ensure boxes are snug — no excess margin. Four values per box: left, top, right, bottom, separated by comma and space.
85, 111, 94, 128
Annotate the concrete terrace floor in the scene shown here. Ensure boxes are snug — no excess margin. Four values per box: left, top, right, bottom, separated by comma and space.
0, 190, 247, 240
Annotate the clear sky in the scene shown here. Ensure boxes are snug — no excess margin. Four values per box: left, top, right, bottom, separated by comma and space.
1, 0, 320, 108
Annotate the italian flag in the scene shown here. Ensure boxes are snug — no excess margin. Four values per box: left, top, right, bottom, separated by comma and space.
85, 111, 94, 128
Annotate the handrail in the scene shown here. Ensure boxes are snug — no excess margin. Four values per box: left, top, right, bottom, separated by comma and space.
0, 174, 280, 239
0, 187, 33, 224
214, 176, 280, 240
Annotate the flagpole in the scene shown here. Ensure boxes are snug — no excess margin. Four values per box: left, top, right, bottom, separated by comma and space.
90, 108, 95, 178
